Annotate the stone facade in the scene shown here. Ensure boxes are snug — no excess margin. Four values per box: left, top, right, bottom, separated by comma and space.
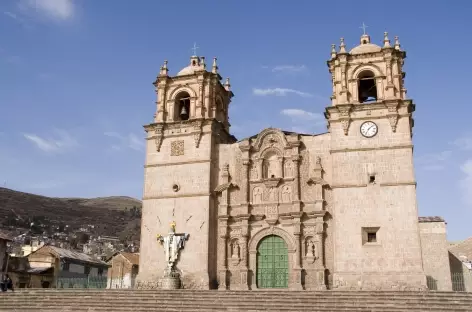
138, 32, 437, 291
418, 217, 452, 291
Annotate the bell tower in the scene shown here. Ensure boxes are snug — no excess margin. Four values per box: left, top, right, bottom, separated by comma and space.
325, 31, 427, 290
138, 52, 236, 289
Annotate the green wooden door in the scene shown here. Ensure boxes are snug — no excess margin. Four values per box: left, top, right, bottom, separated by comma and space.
256, 235, 288, 288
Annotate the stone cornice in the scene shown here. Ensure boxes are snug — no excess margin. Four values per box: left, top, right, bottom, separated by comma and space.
145, 159, 210, 168
330, 144, 413, 154
379, 181, 417, 187
331, 181, 416, 189
143, 192, 211, 200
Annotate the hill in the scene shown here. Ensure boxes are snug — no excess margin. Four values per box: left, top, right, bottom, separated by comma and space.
0, 187, 142, 241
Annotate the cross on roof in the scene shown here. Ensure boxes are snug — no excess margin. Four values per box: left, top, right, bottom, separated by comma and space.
191, 43, 199, 56
360, 22, 368, 35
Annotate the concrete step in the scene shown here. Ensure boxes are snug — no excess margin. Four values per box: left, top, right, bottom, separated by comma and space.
0, 290, 470, 312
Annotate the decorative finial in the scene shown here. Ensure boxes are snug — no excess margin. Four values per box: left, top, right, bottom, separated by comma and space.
383, 32, 391, 48
201, 56, 206, 69
224, 77, 231, 91
394, 36, 401, 50
330, 44, 337, 59
191, 42, 199, 56
170, 221, 176, 232
339, 38, 346, 53
212, 57, 218, 74
159, 60, 168, 76
360, 22, 368, 35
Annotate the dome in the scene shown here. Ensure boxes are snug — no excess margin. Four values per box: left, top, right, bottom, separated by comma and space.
176, 56, 206, 76
177, 65, 196, 76
350, 43, 382, 55
349, 34, 382, 55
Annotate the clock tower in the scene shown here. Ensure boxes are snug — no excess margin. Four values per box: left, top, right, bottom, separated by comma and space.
137, 54, 236, 289
325, 32, 427, 289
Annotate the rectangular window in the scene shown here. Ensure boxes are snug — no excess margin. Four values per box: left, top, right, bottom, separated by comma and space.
62, 262, 70, 271
362, 227, 380, 245
367, 232, 377, 243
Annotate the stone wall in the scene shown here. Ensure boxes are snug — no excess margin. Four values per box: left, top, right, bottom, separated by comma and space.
418, 220, 452, 291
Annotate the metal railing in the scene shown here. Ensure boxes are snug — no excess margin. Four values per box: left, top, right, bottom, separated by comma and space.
451, 272, 469, 292
57, 276, 107, 289
107, 277, 137, 289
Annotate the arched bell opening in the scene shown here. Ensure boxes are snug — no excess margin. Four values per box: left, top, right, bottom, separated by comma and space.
175, 91, 191, 121
357, 70, 378, 103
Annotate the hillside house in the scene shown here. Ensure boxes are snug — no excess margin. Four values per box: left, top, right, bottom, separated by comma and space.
449, 237, 472, 291
28, 245, 109, 288
107, 252, 139, 289
0, 230, 13, 277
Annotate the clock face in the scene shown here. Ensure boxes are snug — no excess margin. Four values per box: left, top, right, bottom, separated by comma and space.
360, 121, 378, 138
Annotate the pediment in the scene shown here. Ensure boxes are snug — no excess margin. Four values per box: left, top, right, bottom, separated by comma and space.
252, 128, 290, 152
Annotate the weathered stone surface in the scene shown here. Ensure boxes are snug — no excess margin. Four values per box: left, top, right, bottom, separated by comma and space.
138, 33, 451, 292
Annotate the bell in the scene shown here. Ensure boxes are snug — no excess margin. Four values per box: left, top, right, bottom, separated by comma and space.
180, 105, 188, 116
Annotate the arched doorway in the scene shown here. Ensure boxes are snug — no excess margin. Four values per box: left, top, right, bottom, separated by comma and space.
256, 235, 288, 288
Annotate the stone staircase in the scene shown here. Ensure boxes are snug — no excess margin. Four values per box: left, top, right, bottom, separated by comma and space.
0, 289, 471, 312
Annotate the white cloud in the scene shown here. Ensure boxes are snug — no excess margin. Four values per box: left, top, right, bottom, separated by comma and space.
19, 0, 74, 21
253, 88, 313, 98
23, 129, 79, 153
4, 11, 19, 20
452, 135, 472, 151
415, 150, 452, 171
280, 109, 325, 134
460, 159, 472, 205
104, 132, 144, 152
271, 65, 307, 73
280, 109, 323, 121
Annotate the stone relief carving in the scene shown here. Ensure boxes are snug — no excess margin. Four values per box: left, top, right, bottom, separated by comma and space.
230, 239, 241, 266
267, 187, 278, 202
154, 124, 164, 152
250, 162, 259, 180
170, 140, 184, 156
388, 114, 398, 132
193, 120, 203, 147
281, 185, 292, 203
252, 187, 263, 204
284, 160, 293, 178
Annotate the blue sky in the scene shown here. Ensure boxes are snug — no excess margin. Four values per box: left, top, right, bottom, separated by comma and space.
1, 0, 471, 240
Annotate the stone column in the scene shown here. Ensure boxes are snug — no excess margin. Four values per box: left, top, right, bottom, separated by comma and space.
292, 156, 301, 212
290, 216, 303, 290
217, 216, 229, 290
314, 217, 326, 290
239, 216, 250, 290
196, 78, 204, 117
277, 156, 283, 177
256, 158, 263, 180
241, 160, 250, 214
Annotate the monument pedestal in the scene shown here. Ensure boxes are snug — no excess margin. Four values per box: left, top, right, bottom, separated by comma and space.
160, 268, 182, 289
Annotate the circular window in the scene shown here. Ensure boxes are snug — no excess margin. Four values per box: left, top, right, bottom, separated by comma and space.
172, 184, 180, 192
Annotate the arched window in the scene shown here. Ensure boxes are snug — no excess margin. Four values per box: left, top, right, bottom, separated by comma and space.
262, 151, 279, 179
357, 70, 378, 103
175, 91, 191, 121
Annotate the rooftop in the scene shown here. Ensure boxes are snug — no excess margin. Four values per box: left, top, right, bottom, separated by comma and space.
449, 237, 472, 262
32, 245, 107, 266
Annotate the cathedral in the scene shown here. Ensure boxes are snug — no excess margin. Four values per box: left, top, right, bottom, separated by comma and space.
136, 32, 453, 291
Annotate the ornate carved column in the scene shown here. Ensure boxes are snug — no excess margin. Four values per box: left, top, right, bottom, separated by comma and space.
241, 159, 250, 214
256, 157, 263, 180
291, 155, 301, 212
238, 215, 250, 290
290, 213, 303, 290
277, 156, 283, 177
196, 77, 204, 117
217, 216, 229, 290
